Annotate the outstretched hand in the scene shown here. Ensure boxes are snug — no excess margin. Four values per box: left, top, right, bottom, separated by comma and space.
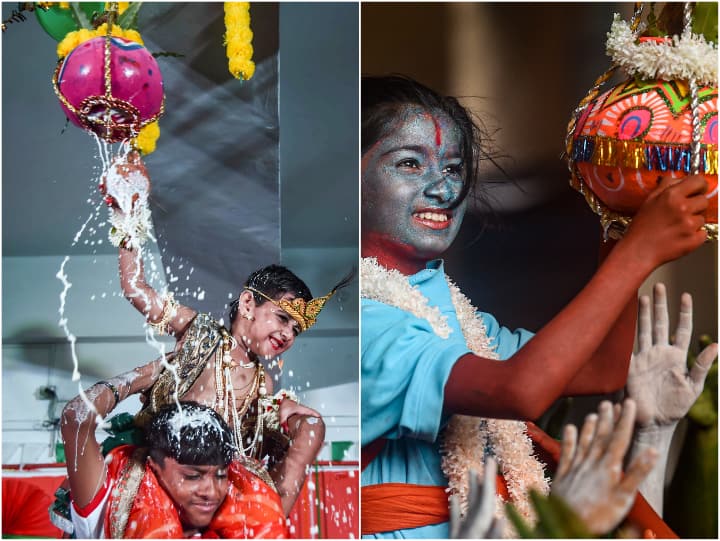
450, 457, 502, 539
626, 283, 718, 428
552, 400, 658, 536
100, 150, 150, 214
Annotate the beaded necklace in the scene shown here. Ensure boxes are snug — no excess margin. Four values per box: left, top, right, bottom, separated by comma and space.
215, 328, 268, 457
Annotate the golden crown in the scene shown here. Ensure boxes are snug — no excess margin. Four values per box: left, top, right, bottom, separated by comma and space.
245, 287, 337, 332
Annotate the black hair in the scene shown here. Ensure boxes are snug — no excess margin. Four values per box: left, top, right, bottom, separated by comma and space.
145, 401, 235, 467
362, 75, 487, 209
229, 264, 312, 326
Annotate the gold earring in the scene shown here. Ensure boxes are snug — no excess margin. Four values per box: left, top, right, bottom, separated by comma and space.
243, 313, 254, 321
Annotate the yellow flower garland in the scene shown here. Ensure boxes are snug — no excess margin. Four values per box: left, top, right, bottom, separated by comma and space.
132, 121, 160, 155
56, 22, 143, 58
224, 2, 255, 80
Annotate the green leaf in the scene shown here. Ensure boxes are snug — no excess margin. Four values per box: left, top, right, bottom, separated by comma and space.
544, 493, 594, 538
531, 491, 569, 537
503, 491, 595, 538
69, 2, 92, 29
687, 335, 718, 426
117, 2, 143, 30
504, 491, 594, 538
692, 3, 718, 44
688, 387, 718, 426
644, 3, 664, 37
505, 503, 538, 538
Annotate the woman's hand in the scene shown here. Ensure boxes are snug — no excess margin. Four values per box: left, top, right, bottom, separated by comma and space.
278, 399, 321, 432
99, 150, 150, 214
626, 283, 718, 428
623, 284, 717, 514
271, 399, 325, 515
551, 400, 657, 536
621, 175, 708, 271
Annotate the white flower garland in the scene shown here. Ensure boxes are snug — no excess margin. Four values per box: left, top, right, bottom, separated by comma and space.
606, 13, 718, 85
108, 203, 153, 249
104, 155, 154, 249
361, 257, 550, 536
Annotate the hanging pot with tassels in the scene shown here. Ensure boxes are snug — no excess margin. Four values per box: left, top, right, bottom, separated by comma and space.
52, 34, 164, 143
566, 4, 718, 241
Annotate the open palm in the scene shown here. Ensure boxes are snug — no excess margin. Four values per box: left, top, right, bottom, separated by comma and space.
626, 284, 717, 428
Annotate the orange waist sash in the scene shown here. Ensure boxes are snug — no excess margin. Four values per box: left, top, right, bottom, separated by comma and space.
361, 476, 509, 535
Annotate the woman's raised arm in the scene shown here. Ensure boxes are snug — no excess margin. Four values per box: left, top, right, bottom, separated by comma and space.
118, 244, 196, 337
559, 240, 635, 396
444, 175, 709, 420
107, 151, 197, 337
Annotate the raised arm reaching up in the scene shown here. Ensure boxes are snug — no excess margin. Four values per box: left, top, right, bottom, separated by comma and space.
118, 244, 197, 337
103, 151, 197, 337
444, 175, 709, 421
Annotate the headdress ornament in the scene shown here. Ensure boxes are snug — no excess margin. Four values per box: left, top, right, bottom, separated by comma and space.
244, 286, 337, 332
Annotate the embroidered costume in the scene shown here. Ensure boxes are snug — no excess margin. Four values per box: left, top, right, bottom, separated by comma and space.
137, 313, 289, 474
361, 258, 549, 538
70, 445, 287, 538
51, 314, 289, 535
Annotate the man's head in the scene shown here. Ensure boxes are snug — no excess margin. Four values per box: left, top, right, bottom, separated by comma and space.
145, 402, 236, 533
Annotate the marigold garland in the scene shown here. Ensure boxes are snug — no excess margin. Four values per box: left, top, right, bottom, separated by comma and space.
56, 22, 143, 58
132, 121, 160, 155
224, 2, 255, 80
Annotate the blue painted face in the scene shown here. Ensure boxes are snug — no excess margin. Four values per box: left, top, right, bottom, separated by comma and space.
362, 106, 467, 269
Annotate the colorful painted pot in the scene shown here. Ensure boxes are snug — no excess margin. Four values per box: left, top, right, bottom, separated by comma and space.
53, 36, 164, 142
568, 78, 718, 239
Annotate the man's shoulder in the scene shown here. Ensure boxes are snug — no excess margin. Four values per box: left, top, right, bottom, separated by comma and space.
212, 459, 286, 536
106, 443, 138, 459
230, 457, 278, 493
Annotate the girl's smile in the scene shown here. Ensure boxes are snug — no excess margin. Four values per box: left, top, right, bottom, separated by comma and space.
413, 208, 453, 229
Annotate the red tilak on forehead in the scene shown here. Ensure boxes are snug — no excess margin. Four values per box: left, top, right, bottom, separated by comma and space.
432, 116, 442, 147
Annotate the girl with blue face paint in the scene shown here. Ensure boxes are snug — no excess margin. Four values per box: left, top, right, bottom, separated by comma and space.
362, 105, 467, 270
360, 75, 709, 538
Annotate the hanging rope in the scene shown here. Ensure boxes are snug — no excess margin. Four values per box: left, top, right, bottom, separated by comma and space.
683, 2, 702, 175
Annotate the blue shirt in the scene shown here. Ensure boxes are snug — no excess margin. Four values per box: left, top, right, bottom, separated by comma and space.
361, 260, 533, 538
